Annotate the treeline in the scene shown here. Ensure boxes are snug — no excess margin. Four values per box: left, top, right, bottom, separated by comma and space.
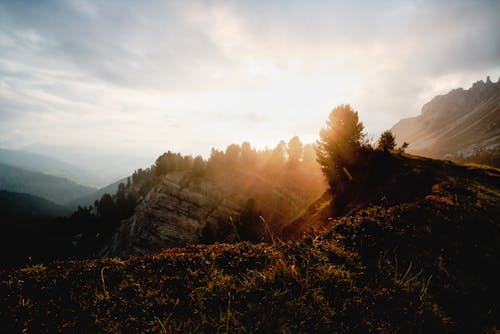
153, 137, 318, 180
152, 138, 325, 243
455, 148, 500, 168
201, 139, 325, 242
52, 179, 138, 256
49, 136, 324, 257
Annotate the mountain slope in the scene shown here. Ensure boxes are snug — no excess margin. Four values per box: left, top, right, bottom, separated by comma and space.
0, 163, 96, 205
391, 77, 500, 163
0, 190, 69, 224
0, 148, 105, 187
287, 151, 500, 330
65, 177, 127, 209
100, 167, 321, 257
1, 153, 498, 332
0, 191, 74, 268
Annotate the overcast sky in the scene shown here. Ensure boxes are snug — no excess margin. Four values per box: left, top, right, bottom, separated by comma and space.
0, 0, 499, 175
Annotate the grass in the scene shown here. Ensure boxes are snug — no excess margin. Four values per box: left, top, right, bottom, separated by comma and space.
1, 154, 499, 333
0, 239, 447, 333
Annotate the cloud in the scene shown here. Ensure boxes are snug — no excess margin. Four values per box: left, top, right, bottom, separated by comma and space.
0, 0, 498, 171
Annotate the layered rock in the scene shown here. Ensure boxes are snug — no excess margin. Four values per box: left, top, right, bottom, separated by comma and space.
391, 77, 500, 159
100, 174, 241, 257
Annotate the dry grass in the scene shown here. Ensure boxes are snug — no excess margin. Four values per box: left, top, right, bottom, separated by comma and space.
1, 153, 499, 333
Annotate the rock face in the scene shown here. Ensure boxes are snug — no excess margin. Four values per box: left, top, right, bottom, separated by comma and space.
391, 77, 500, 160
100, 174, 241, 257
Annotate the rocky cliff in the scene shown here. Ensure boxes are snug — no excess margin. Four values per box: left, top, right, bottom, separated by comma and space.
100, 173, 241, 257
391, 77, 500, 161
4, 153, 499, 333
100, 168, 320, 257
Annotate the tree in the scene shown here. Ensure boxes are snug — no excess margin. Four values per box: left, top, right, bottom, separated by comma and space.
377, 130, 396, 152
287, 136, 303, 167
241, 141, 257, 168
315, 104, 366, 188
302, 144, 316, 166
271, 140, 287, 164
398, 142, 409, 154
225, 144, 241, 165
191, 155, 206, 177
155, 151, 176, 175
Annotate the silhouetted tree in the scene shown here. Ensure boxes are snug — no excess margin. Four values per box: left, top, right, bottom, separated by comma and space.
241, 141, 257, 168
287, 136, 304, 167
302, 144, 316, 166
315, 104, 366, 188
155, 151, 176, 175
225, 144, 241, 167
191, 155, 206, 177
271, 140, 287, 165
398, 142, 409, 154
377, 130, 396, 152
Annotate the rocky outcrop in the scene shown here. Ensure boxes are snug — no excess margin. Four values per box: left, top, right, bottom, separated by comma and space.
100, 174, 241, 257
391, 77, 500, 160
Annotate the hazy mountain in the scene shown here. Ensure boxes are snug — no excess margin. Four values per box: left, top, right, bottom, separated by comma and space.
66, 177, 128, 209
21, 144, 155, 186
0, 148, 108, 187
0, 163, 97, 205
391, 77, 500, 164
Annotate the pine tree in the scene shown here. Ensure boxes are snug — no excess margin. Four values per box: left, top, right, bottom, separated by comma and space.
377, 130, 396, 152
315, 104, 366, 188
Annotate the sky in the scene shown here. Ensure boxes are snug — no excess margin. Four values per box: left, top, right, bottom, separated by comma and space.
0, 0, 499, 180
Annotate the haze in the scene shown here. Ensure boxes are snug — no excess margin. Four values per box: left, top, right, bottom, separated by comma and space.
0, 0, 499, 181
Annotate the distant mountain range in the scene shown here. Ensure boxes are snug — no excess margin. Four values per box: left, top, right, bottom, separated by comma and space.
65, 177, 127, 210
0, 163, 97, 205
0, 148, 132, 208
392, 76, 499, 163
0, 148, 108, 187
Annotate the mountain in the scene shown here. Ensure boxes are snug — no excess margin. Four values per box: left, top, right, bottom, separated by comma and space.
65, 177, 127, 209
100, 167, 323, 257
20, 144, 154, 186
391, 77, 500, 165
0, 190, 74, 268
0, 148, 109, 187
0, 190, 69, 224
1, 152, 498, 332
0, 163, 97, 205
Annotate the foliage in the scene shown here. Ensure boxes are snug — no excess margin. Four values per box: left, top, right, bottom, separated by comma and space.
455, 147, 500, 168
398, 141, 409, 154
315, 104, 366, 189
1, 133, 499, 332
287, 136, 303, 167
377, 130, 397, 152
0, 239, 448, 333
202, 138, 325, 242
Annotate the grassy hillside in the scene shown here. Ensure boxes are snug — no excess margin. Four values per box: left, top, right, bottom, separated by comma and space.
0, 163, 96, 205
1, 154, 498, 332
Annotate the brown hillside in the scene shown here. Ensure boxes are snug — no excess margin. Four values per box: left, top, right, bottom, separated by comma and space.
1, 153, 499, 332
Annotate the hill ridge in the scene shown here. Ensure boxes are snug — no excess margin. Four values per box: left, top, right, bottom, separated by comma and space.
1, 153, 498, 332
